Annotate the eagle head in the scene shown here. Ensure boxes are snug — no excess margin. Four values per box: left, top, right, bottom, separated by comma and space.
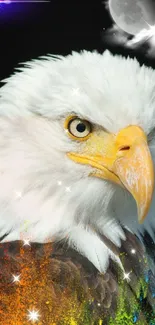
0, 50, 155, 272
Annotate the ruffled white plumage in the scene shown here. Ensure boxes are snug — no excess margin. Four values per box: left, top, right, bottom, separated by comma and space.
0, 50, 155, 272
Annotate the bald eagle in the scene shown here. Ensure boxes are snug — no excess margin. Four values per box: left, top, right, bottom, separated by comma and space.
0, 49, 155, 277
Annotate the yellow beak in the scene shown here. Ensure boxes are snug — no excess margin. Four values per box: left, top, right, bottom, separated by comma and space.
67, 125, 154, 224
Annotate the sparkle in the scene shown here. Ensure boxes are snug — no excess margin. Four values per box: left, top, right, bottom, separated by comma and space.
27, 309, 40, 322
12, 274, 21, 283
15, 191, 22, 199
23, 239, 31, 246
123, 271, 131, 282
57, 180, 62, 186
131, 248, 136, 254
71, 87, 80, 96
65, 186, 71, 193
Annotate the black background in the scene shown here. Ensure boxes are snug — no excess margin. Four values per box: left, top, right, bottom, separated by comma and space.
0, 0, 155, 82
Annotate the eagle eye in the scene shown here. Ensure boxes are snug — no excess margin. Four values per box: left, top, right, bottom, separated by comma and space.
64, 115, 92, 140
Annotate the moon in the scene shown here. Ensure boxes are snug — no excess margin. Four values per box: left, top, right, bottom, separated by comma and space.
108, 0, 155, 35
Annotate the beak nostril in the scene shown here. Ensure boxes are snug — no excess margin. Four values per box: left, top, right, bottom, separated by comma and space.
119, 146, 130, 151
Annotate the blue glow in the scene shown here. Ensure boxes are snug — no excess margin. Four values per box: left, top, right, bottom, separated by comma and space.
139, 295, 143, 302
0, 2, 47, 22
133, 311, 139, 323
145, 274, 149, 283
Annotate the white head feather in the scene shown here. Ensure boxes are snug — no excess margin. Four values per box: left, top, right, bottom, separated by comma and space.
0, 50, 155, 273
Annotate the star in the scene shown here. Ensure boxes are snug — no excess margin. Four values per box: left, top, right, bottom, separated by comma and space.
71, 87, 80, 96
65, 186, 71, 193
15, 191, 22, 199
131, 248, 136, 254
27, 309, 40, 322
23, 239, 31, 246
12, 274, 21, 283
123, 271, 131, 282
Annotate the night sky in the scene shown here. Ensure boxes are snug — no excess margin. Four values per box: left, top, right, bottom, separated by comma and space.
0, 0, 155, 83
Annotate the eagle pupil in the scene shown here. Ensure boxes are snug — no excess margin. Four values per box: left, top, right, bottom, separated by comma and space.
76, 123, 86, 133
